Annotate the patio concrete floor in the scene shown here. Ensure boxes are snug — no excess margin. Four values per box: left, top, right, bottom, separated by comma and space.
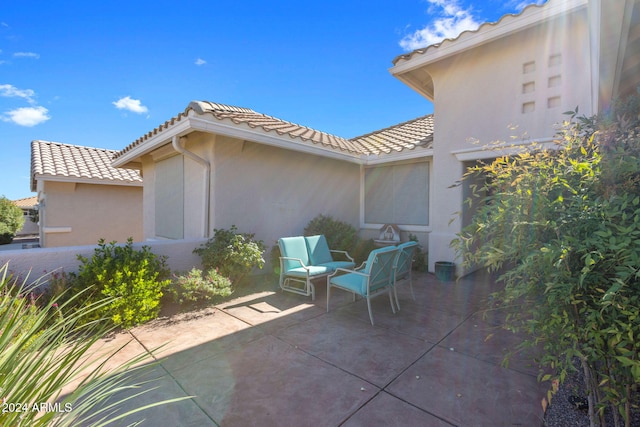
82, 271, 548, 426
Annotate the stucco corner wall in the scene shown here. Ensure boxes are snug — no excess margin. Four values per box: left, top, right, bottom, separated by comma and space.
40, 181, 143, 248
0, 238, 206, 286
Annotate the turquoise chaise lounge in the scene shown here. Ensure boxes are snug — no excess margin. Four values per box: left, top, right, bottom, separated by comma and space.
278, 235, 355, 300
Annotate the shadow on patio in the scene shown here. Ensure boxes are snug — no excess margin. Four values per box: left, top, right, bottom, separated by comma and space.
79, 271, 548, 426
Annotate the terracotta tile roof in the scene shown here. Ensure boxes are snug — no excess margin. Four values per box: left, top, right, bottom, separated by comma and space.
350, 114, 434, 154
31, 140, 143, 191
12, 196, 38, 209
392, 1, 549, 65
114, 101, 434, 161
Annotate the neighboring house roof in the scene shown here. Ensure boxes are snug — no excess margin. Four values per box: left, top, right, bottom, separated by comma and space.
113, 101, 434, 166
12, 196, 37, 209
31, 140, 143, 191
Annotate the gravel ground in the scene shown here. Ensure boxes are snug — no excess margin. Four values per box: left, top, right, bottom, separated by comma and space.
543, 361, 640, 426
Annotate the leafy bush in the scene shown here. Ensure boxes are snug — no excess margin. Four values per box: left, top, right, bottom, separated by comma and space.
0, 262, 187, 426
303, 215, 359, 255
194, 226, 265, 284
408, 233, 428, 272
303, 214, 375, 264
169, 268, 233, 305
455, 98, 640, 426
69, 238, 170, 328
0, 196, 23, 245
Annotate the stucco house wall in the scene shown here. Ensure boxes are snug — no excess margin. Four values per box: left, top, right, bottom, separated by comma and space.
31, 140, 144, 248
139, 131, 360, 248
390, 0, 605, 271
212, 135, 360, 245
37, 180, 143, 247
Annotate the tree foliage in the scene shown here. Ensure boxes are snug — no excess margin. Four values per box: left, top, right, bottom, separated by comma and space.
455, 97, 640, 426
0, 196, 24, 244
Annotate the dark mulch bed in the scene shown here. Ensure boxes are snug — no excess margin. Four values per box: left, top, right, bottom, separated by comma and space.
543, 359, 640, 426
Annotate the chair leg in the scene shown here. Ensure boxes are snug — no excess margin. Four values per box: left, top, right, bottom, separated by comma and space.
409, 271, 416, 301
326, 281, 331, 313
308, 278, 315, 301
366, 297, 375, 326
388, 289, 396, 314
393, 285, 401, 311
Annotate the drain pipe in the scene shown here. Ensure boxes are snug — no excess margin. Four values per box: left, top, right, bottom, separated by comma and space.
172, 135, 211, 238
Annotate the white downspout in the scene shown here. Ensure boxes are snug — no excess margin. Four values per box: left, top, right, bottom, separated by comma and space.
172, 135, 211, 238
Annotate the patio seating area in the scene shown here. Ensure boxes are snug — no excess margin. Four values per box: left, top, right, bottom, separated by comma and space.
82, 270, 547, 426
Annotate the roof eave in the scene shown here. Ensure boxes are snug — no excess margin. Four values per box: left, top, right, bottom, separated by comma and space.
112, 114, 365, 168
390, 0, 588, 96
33, 174, 143, 187
362, 148, 433, 166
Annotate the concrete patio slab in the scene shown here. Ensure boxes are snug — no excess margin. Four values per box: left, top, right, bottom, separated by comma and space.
168, 334, 378, 426
276, 312, 433, 387
69, 271, 547, 426
343, 391, 454, 426
387, 345, 546, 426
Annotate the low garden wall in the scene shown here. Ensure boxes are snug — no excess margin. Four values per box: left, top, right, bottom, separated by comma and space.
0, 238, 207, 283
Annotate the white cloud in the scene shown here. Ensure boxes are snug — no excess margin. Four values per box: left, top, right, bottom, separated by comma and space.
112, 96, 149, 114
0, 84, 36, 103
13, 52, 40, 59
512, 0, 546, 12
399, 0, 482, 51
195, 58, 206, 66
2, 106, 50, 127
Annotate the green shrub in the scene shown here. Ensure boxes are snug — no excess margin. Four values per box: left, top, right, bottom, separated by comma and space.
0, 262, 188, 426
408, 233, 428, 272
455, 98, 640, 425
303, 214, 359, 254
303, 214, 374, 264
169, 268, 233, 305
0, 196, 23, 245
69, 238, 170, 328
194, 226, 265, 285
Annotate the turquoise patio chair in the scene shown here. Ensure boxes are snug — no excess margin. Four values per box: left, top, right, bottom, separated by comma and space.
278, 235, 354, 300
392, 241, 419, 310
326, 246, 399, 326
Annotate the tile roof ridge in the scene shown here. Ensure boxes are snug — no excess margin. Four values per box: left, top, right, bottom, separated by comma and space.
32, 139, 118, 154
191, 100, 350, 142
12, 195, 37, 203
392, 0, 550, 65
350, 114, 433, 140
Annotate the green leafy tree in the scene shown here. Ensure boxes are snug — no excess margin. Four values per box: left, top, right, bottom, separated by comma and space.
0, 196, 24, 244
455, 98, 640, 426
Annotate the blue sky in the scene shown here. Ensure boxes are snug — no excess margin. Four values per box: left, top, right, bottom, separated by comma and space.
1, 0, 543, 200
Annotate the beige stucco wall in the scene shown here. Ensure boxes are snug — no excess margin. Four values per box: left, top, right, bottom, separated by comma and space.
38, 181, 143, 247
141, 132, 360, 253
212, 135, 360, 248
418, 9, 592, 272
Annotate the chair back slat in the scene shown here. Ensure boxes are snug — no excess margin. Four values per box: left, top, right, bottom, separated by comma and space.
305, 235, 333, 265
395, 241, 418, 278
367, 247, 398, 291
278, 236, 309, 272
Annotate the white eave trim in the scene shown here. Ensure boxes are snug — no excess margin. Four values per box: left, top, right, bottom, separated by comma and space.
362, 148, 433, 165
452, 137, 557, 161
112, 114, 435, 167
111, 119, 194, 168
34, 174, 143, 187
390, 0, 588, 75
187, 116, 363, 164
